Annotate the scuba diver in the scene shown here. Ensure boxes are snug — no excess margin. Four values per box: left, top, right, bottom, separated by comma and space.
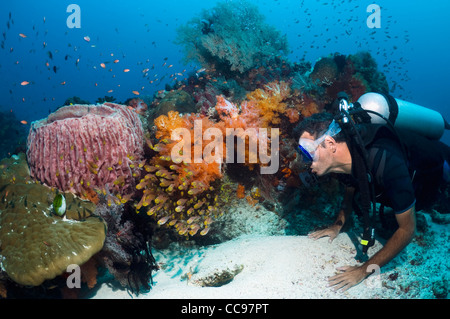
293, 92, 450, 292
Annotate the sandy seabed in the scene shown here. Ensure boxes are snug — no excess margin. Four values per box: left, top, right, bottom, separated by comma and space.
89, 214, 449, 299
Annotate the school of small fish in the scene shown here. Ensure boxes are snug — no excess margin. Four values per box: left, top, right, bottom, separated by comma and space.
1, 0, 413, 125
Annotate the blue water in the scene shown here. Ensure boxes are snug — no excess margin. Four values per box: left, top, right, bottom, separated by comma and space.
1, 0, 450, 144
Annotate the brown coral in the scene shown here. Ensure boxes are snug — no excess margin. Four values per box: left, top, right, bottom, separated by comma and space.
0, 153, 106, 286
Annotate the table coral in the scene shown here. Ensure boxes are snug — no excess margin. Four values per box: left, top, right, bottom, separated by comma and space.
0, 153, 106, 287
26, 102, 144, 200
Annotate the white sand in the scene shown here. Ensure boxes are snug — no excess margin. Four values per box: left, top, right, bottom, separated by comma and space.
90, 214, 449, 299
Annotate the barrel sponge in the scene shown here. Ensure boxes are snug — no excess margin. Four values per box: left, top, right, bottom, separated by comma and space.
0, 154, 106, 286
26, 102, 144, 198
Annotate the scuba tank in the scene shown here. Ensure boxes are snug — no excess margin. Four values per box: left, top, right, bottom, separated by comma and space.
356, 92, 449, 140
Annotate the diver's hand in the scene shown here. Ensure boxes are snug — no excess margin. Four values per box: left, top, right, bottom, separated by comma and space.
308, 225, 341, 243
327, 265, 367, 292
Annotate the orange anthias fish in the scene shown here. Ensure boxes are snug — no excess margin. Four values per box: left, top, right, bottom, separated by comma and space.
21, 81, 30, 86
100, 63, 106, 68
19, 33, 27, 38
123, 68, 130, 72
132, 90, 140, 95
83, 36, 90, 42
113, 59, 119, 63
20, 120, 27, 125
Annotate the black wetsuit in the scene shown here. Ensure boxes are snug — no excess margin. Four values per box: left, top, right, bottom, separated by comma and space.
341, 124, 450, 217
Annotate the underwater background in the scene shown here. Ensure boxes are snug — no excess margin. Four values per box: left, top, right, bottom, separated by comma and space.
1, 0, 450, 148
0, 0, 449, 300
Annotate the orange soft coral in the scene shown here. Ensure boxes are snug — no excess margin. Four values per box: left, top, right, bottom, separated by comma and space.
285, 108, 300, 123
298, 94, 320, 118
80, 257, 98, 289
154, 110, 191, 140
136, 112, 225, 237
236, 184, 245, 199
214, 96, 278, 171
246, 80, 290, 127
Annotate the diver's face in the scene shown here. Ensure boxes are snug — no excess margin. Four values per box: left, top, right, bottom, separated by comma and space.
299, 132, 334, 176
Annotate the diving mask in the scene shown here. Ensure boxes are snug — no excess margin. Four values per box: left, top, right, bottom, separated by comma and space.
297, 120, 342, 164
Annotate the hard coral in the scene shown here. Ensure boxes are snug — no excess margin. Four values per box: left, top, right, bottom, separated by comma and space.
0, 153, 106, 286
26, 103, 144, 200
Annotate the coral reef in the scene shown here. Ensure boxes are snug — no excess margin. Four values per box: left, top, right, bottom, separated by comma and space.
312, 52, 389, 104
0, 153, 106, 287
176, 0, 288, 75
0, 12, 402, 299
214, 95, 278, 172
80, 258, 99, 289
26, 103, 144, 200
347, 52, 389, 95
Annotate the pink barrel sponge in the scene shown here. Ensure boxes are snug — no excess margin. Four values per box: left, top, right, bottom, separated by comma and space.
26, 103, 144, 198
